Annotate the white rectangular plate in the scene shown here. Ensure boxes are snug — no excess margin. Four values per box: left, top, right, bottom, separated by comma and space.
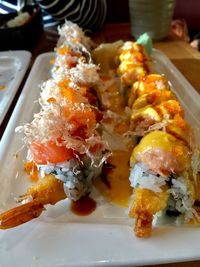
0, 50, 31, 125
0, 50, 200, 267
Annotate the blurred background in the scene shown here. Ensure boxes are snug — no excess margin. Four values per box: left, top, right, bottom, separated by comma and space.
106, 0, 200, 48
0, 0, 199, 51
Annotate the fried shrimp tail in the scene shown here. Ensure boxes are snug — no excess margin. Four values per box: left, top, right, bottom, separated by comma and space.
133, 212, 153, 238
0, 201, 44, 229
23, 174, 67, 205
129, 188, 169, 237
0, 174, 67, 229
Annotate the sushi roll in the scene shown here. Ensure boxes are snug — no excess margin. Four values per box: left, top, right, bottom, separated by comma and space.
0, 21, 108, 229
17, 26, 107, 202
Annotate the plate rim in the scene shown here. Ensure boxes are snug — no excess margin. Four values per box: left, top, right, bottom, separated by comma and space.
0, 50, 200, 267
0, 50, 31, 125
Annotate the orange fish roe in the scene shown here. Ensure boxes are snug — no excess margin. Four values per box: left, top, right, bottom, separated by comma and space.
136, 75, 169, 95
173, 114, 189, 129
172, 145, 185, 157
162, 100, 184, 116
47, 97, 57, 103
57, 79, 70, 88
61, 86, 81, 104
58, 80, 88, 103
63, 105, 97, 138
154, 100, 183, 119
57, 46, 80, 58
147, 90, 174, 105
24, 162, 39, 182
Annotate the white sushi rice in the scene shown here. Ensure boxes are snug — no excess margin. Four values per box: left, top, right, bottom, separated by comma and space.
37, 157, 102, 201
169, 177, 198, 221
129, 162, 168, 192
130, 162, 198, 221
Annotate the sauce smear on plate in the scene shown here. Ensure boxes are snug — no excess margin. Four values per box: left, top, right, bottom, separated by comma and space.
95, 150, 132, 207
70, 195, 96, 216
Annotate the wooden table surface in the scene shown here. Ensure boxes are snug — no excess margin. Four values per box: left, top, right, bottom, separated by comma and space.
1, 23, 200, 267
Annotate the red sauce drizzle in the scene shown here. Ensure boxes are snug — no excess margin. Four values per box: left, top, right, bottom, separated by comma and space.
70, 195, 96, 216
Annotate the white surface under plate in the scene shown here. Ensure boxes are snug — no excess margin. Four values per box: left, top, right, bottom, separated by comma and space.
0, 50, 200, 267
0, 50, 31, 125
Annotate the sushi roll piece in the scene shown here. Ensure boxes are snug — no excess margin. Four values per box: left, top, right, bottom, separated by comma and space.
117, 41, 150, 87
130, 99, 183, 135
131, 88, 175, 110
129, 130, 197, 237
128, 74, 171, 108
